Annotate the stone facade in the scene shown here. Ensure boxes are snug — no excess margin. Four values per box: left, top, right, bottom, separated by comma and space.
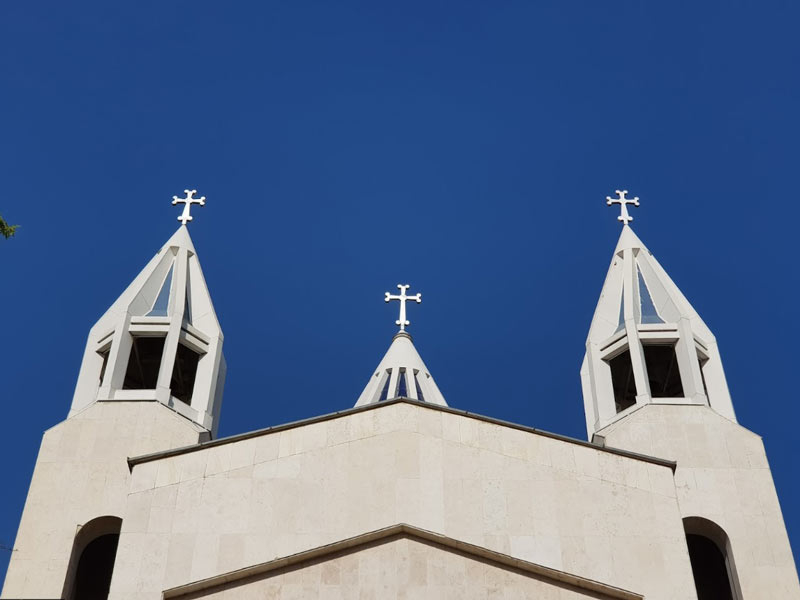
1, 402, 208, 599
170, 529, 640, 600
3, 220, 799, 600
599, 404, 800, 598
107, 401, 697, 600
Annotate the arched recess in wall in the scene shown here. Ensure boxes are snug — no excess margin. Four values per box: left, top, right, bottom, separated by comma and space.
683, 516, 742, 600
61, 515, 122, 600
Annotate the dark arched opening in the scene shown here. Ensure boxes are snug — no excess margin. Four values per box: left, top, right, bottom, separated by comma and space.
62, 516, 122, 600
684, 517, 741, 600
73, 534, 119, 599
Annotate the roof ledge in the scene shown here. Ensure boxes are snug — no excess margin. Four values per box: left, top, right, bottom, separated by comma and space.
127, 398, 676, 472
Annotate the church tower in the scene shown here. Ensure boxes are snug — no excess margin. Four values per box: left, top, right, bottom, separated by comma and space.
1, 192, 226, 600
580, 190, 734, 436
581, 191, 800, 598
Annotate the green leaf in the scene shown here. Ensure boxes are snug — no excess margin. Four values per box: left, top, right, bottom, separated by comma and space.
0, 214, 19, 239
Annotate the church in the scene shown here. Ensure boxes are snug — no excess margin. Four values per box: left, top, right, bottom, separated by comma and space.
2, 189, 798, 600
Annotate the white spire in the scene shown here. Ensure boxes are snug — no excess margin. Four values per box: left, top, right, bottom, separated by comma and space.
354, 332, 447, 407
355, 287, 446, 407
580, 193, 735, 438
70, 206, 226, 436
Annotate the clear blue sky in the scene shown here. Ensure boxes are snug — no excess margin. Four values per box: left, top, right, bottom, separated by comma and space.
2, 0, 799, 581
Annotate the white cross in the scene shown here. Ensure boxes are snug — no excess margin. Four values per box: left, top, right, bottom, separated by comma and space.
172, 189, 206, 225
385, 284, 422, 332
606, 190, 640, 225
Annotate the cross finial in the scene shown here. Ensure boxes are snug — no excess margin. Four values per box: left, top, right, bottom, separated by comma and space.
172, 189, 206, 225
385, 284, 422, 332
606, 190, 639, 225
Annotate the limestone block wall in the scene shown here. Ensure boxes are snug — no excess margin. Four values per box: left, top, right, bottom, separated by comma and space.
1, 401, 209, 600
599, 404, 800, 599
110, 402, 697, 600
174, 533, 637, 600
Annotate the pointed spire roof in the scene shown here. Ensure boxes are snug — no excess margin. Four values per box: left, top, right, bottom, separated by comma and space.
70, 199, 226, 436
89, 224, 219, 334
354, 283, 446, 407
613, 222, 647, 253
581, 197, 735, 438
587, 223, 712, 343
355, 332, 447, 407
165, 222, 198, 253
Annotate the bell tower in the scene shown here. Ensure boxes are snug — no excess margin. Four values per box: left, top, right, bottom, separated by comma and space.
580, 191, 800, 599
1, 192, 227, 600
580, 192, 734, 437
70, 209, 225, 435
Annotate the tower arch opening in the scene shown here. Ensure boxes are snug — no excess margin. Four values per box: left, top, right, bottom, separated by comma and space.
642, 342, 684, 398
683, 516, 741, 600
606, 347, 636, 413
171, 342, 201, 404
123, 335, 166, 390
62, 516, 122, 600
